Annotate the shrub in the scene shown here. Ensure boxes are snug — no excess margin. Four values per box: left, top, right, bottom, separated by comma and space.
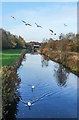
1, 66, 21, 119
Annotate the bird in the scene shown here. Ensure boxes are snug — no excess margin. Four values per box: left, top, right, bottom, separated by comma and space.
11, 16, 16, 20
28, 84, 40, 92
32, 85, 35, 89
28, 84, 40, 89
20, 94, 41, 110
27, 101, 31, 107
25, 23, 32, 26
64, 24, 68, 27
51, 33, 56, 35
49, 29, 54, 33
54, 33, 56, 35
20, 90, 60, 110
35, 23, 42, 28
22, 20, 26, 24
20, 99, 32, 110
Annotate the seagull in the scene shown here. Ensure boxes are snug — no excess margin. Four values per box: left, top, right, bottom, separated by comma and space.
11, 16, 16, 20
25, 23, 32, 26
35, 23, 42, 28
22, 20, 26, 24
64, 24, 68, 27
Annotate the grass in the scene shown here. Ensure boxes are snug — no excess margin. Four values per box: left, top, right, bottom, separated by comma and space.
2, 49, 23, 66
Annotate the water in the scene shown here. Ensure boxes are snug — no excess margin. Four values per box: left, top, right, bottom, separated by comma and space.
16, 53, 78, 118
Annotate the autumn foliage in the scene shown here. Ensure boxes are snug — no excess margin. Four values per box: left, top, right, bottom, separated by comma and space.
1, 66, 21, 119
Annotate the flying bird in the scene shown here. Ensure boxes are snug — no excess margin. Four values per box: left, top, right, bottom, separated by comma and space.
54, 33, 56, 35
22, 20, 26, 24
64, 24, 68, 27
25, 23, 32, 26
49, 29, 54, 33
11, 16, 16, 20
35, 23, 42, 28
51, 33, 56, 35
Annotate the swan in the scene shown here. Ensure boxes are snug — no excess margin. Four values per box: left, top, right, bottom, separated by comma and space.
20, 94, 41, 109
20, 98, 32, 107
27, 101, 31, 107
32, 85, 35, 89
28, 84, 40, 89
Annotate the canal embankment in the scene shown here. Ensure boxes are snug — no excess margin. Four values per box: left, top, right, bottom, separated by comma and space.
40, 49, 79, 77
1, 49, 26, 120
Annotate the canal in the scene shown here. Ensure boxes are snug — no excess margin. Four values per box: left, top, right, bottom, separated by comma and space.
16, 53, 77, 118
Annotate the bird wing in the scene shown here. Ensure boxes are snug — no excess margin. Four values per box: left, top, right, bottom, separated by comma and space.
64, 24, 67, 26
39, 25, 42, 28
25, 23, 32, 26
22, 20, 26, 23
28, 24, 32, 26
49, 29, 54, 33
25, 24, 28, 26
35, 23, 38, 26
11, 16, 16, 20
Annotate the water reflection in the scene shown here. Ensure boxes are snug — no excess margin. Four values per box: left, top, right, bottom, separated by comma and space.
16, 54, 77, 118
54, 64, 70, 87
41, 55, 49, 67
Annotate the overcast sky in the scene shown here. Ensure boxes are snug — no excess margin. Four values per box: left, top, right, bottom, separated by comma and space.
1, 2, 77, 42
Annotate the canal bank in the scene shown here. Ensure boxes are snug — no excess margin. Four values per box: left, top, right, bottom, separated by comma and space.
1, 49, 27, 120
40, 49, 79, 77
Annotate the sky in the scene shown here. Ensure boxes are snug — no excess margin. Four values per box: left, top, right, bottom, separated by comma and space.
1, 2, 77, 42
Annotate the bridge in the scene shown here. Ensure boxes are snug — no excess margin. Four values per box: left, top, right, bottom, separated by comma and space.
31, 44, 40, 52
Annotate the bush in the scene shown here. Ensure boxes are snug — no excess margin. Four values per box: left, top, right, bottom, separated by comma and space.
2, 66, 21, 119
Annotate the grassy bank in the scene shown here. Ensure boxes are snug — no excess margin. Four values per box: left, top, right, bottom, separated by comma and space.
2, 49, 23, 66
1, 49, 26, 119
41, 49, 79, 76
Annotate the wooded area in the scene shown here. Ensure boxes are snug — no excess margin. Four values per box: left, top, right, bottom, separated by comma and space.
41, 32, 79, 53
1, 29, 26, 49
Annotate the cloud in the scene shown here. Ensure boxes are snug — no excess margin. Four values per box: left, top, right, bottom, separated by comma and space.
2, 2, 77, 42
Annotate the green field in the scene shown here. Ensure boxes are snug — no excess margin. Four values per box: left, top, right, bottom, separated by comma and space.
2, 49, 23, 66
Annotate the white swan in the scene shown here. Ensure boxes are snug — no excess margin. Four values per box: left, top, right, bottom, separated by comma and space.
32, 85, 35, 89
28, 84, 40, 89
27, 101, 31, 107
20, 94, 41, 109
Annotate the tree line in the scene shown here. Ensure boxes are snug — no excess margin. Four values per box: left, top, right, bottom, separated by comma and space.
41, 32, 79, 52
1, 29, 26, 49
